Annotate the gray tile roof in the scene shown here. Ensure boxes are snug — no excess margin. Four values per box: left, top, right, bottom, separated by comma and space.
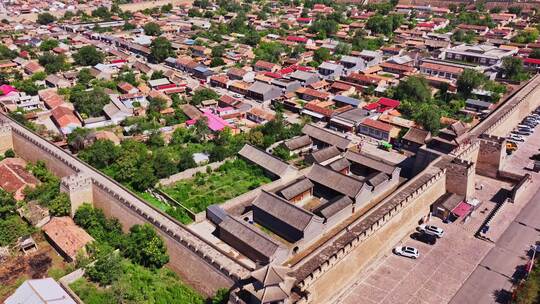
308, 146, 341, 164
344, 151, 396, 175
278, 178, 314, 200
218, 215, 282, 259
306, 164, 364, 198
253, 190, 318, 232
239, 144, 296, 178
302, 124, 351, 150
284, 135, 312, 151
315, 195, 353, 219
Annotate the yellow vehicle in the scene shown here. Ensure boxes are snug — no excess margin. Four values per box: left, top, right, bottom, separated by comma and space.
506, 142, 517, 153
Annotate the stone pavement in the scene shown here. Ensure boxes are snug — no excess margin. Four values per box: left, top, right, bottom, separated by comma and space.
335, 216, 493, 304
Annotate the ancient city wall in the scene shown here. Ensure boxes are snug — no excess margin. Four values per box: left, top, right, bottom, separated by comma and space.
476, 135, 506, 178
295, 168, 447, 303
484, 75, 540, 138
8, 125, 81, 178
445, 159, 476, 200
0, 115, 249, 296
0, 124, 13, 154
510, 174, 532, 204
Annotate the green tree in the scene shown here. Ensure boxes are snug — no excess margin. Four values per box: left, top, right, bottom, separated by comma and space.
452, 30, 476, 43
272, 144, 291, 160
73, 203, 125, 248
502, 57, 528, 81
116, 71, 138, 86
123, 224, 169, 269
210, 57, 225, 67
79, 140, 120, 169
191, 88, 219, 105
0, 44, 17, 60
38, 52, 68, 74
313, 47, 331, 63
143, 22, 162, 36
335, 42, 352, 56
150, 37, 174, 63
40, 39, 59, 51
241, 29, 261, 47
48, 192, 71, 216
146, 131, 165, 148
161, 3, 173, 13
73, 46, 105, 66
86, 250, 123, 286
254, 42, 288, 63
212, 288, 230, 304
77, 68, 95, 86
67, 127, 91, 152
211, 45, 225, 58
415, 105, 441, 133
508, 6, 522, 15
69, 87, 110, 117
0, 188, 16, 218
37, 12, 56, 25
3, 149, 15, 158
123, 22, 136, 31
153, 150, 176, 178
457, 69, 486, 97
394, 76, 432, 103
150, 70, 165, 80
92, 6, 111, 19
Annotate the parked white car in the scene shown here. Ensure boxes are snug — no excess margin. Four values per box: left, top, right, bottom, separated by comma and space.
418, 224, 445, 238
394, 246, 419, 259
507, 134, 525, 142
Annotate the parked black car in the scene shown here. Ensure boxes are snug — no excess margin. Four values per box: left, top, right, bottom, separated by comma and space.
411, 232, 437, 245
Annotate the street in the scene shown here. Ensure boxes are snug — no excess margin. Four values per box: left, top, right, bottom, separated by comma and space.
450, 189, 540, 304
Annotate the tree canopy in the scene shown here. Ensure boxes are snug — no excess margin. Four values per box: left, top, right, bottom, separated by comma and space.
502, 57, 528, 81
143, 22, 162, 36
123, 224, 169, 269
38, 52, 69, 74
69, 87, 110, 117
150, 37, 174, 63
37, 12, 56, 25
191, 88, 219, 105
457, 69, 486, 98
73, 46, 105, 66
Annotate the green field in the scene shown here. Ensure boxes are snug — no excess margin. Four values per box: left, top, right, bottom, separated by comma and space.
161, 159, 271, 213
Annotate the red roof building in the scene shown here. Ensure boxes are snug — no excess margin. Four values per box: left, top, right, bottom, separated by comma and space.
0, 158, 39, 201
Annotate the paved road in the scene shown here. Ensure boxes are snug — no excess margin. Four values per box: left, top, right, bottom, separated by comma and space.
450, 190, 540, 304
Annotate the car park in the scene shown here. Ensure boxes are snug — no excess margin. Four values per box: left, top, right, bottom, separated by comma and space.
411, 232, 437, 245
418, 224, 445, 238
394, 246, 419, 259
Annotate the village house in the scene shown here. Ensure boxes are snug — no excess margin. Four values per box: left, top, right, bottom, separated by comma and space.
42, 217, 94, 262
0, 158, 39, 201
358, 118, 395, 141
442, 44, 517, 66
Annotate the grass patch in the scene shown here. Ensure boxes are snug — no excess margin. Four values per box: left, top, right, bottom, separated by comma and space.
162, 159, 271, 213
135, 190, 193, 224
